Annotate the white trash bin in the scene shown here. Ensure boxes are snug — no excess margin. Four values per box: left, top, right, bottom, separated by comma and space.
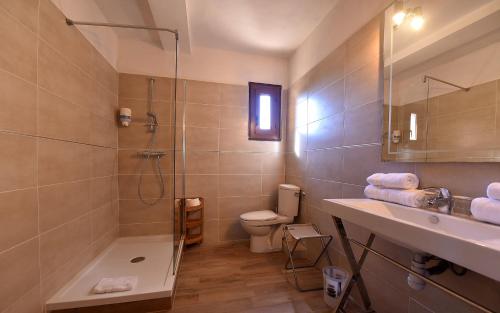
323, 266, 349, 308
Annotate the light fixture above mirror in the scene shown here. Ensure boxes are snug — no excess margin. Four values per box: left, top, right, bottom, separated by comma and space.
392, 1, 425, 30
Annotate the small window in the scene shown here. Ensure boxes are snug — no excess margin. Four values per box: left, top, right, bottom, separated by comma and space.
248, 82, 282, 141
409, 113, 417, 141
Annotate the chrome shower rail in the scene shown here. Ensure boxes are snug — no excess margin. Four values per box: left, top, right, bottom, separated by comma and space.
423, 75, 470, 92
65, 18, 178, 38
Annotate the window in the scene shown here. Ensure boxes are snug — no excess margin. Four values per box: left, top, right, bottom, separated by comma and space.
248, 82, 282, 141
409, 113, 417, 141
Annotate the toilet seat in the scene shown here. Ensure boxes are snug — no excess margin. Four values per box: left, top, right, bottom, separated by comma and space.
240, 210, 292, 226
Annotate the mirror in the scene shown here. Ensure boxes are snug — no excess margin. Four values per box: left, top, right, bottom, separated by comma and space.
383, 0, 500, 162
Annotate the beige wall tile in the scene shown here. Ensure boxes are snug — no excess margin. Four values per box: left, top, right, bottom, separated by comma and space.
308, 44, 345, 93
0, 8, 37, 82
219, 152, 261, 174
182, 126, 219, 151
221, 84, 247, 106
186, 80, 222, 104
91, 201, 118, 241
0, 70, 36, 135
93, 84, 118, 121
90, 114, 118, 148
92, 147, 117, 177
305, 178, 342, 208
202, 219, 219, 245
90, 176, 115, 209
0, 132, 36, 192
39, 215, 91, 278
345, 17, 381, 75
39, 0, 95, 76
306, 148, 342, 181
345, 60, 381, 109
219, 196, 261, 219
307, 79, 345, 123
94, 51, 118, 94
38, 41, 93, 108
38, 138, 91, 186
0, 239, 40, 312
219, 128, 281, 152
38, 89, 91, 144
220, 105, 248, 129
219, 175, 261, 197
0, 188, 37, 252
0, 0, 39, 32
38, 180, 91, 232
184, 103, 220, 128
306, 113, 344, 149
343, 100, 382, 146
2, 284, 41, 313
262, 175, 285, 196
183, 151, 219, 174
119, 199, 171, 224
186, 174, 218, 198
119, 222, 171, 237
261, 152, 285, 175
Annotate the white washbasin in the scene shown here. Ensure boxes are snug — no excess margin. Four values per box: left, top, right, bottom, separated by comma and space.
321, 199, 500, 281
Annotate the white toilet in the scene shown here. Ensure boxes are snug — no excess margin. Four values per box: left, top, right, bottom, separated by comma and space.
240, 184, 300, 253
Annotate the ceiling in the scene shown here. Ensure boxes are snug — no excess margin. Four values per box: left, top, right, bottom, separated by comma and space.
186, 0, 339, 56
60, 0, 339, 57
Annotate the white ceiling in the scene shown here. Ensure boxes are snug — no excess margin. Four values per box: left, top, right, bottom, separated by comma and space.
61, 0, 339, 57
186, 0, 339, 56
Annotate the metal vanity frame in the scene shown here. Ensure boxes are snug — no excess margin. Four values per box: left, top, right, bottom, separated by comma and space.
332, 216, 495, 313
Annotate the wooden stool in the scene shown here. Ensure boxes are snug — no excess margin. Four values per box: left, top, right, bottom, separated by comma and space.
184, 197, 204, 245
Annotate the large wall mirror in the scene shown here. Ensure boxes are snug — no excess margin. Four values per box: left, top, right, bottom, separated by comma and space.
383, 0, 500, 162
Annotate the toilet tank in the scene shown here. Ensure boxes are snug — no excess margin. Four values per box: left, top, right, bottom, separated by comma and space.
278, 184, 300, 217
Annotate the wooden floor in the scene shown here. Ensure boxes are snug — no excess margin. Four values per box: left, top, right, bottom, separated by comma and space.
171, 242, 334, 313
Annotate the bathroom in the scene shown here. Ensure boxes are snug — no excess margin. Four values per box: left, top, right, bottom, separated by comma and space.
1, 0, 500, 312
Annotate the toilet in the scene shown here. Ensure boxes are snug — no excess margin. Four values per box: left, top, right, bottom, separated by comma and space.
240, 184, 300, 253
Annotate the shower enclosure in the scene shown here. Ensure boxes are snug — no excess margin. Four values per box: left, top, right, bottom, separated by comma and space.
45, 18, 187, 311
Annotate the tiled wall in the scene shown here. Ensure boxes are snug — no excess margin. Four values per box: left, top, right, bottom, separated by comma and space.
118, 74, 174, 236
285, 16, 500, 313
0, 0, 119, 312
117, 74, 286, 244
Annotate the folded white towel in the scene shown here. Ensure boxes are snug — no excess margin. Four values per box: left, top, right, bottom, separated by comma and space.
186, 198, 201, 207
92, 276, 138, 294
367, 173, 419, 190
471, 197, 500, 225
364, 185, 426, 208
487, 183, 500, 201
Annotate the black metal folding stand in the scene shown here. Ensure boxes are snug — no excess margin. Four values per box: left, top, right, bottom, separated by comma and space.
332, 216, 376, 313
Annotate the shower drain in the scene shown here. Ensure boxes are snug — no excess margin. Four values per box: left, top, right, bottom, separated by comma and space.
130, 256, 146, 263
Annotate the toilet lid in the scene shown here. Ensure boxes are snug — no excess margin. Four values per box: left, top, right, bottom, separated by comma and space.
240, 210, 278, 221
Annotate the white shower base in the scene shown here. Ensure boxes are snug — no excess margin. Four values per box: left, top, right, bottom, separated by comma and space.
46, 235, 175, 311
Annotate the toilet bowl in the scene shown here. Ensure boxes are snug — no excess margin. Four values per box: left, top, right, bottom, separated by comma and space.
240, 184, 300, 253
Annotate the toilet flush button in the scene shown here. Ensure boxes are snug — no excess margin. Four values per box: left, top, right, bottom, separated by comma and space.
428, 215, 439, 224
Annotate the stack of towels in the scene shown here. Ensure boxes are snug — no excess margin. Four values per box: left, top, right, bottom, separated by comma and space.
471, 183, 500, 225
364, 173, 426, 208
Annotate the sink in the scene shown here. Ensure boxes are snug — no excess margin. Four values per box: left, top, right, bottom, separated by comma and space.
321, 199, 500, 281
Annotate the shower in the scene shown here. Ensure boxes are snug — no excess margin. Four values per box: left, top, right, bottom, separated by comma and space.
137, 78, 166, 206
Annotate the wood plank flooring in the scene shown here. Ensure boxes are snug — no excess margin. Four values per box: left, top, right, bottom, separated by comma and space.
171, 242, 333, 313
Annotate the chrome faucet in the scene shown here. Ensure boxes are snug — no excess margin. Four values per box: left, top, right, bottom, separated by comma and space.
424, 187, 453, 214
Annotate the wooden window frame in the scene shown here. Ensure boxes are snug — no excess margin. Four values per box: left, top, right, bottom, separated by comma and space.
248, 82, 282, 141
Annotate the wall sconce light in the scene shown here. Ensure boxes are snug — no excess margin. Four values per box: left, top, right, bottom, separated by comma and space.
392, 1, 425, 30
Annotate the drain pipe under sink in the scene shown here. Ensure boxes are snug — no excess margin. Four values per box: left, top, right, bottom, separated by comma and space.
408, 253, 429, 290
